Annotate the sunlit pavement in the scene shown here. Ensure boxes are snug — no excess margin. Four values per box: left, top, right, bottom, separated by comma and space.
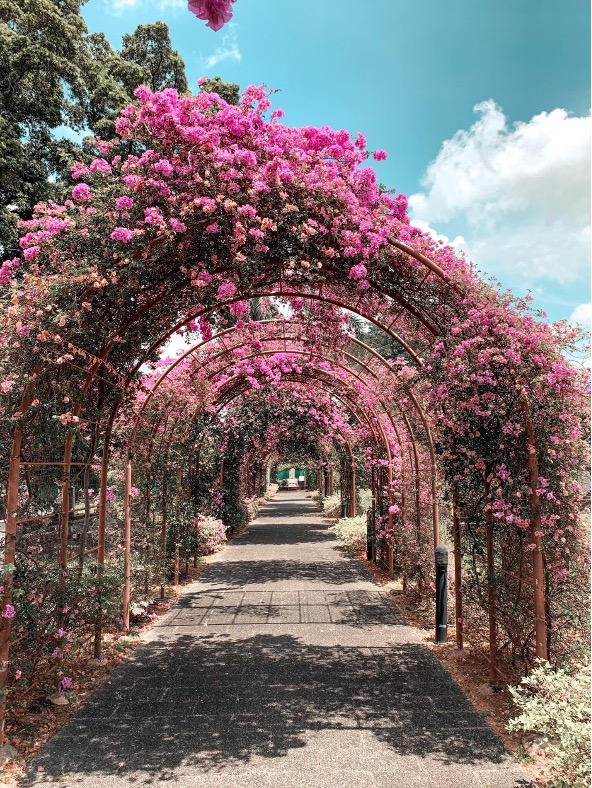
25, 491, 532, 787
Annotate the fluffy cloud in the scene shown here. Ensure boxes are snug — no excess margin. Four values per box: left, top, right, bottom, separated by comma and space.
409, 101, 591, 286
202, 26, 241, 68
570, 303, 591, 329
109, 0, 183, 13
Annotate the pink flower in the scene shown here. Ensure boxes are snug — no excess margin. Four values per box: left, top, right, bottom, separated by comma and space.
15, 670, 21, 680
116, 196, 134, 210
206, 222, 221, 233
188, 0, 236, 31
169, 218, 187, 233
1, 605, 15, 619
0, 257, 20, 284
61, 676, 73, 690
23, 245, 40, 261
348, 264, 367, 281
216, 281, 237, 300
197, 77, 208, 86
71, 183, 92, 202
373, 149, 388, 161
89, 158, 112, 174
110, 227, 133, 243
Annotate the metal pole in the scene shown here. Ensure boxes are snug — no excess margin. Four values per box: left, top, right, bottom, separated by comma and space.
174, 466, 181, 585
452, 486, 463, 650
435, 545, 448, 643
367, 465, 376, 560
521, 395, 548, 660
485, 476, 499, 685
94, 428, 111, 660
123, 456, 132, 631
161, 474, 167, 599
0, 414, 27, 747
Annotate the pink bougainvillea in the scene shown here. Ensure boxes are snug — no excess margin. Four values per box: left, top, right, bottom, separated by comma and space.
188, 0, 236, 31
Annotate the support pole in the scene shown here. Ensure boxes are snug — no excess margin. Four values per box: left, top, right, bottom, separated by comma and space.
94, 427, 111, 661
452, 486, 463, 650
521, 395, 548, 660
367, 466, 376, 560
485, 476, 499, 685
0, 412, 27, 747
174, 466, 181, 585
161, 474, 167, 599
349, 462, 356, 517
123, 456, 132, 631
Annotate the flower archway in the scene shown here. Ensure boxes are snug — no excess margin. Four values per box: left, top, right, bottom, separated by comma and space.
0, 83, 588, 739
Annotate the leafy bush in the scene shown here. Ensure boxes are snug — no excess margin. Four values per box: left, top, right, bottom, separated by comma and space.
330, 515, 367, 553
321, 492, 341, 518
194, 515, 227, 556
508, 659, 591, 787
264, 483, 279, 500
357, 487, 372, 513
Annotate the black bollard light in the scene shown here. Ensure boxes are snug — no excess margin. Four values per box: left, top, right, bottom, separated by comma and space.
366, 511, 373, 561
435, 545, 448, 643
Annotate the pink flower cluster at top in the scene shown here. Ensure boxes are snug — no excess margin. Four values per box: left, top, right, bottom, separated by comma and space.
188, 0, 236, 31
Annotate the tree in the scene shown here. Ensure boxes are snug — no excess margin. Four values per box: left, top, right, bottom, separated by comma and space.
120, 22, 188, 96
0, 4, 189, 256
198, 75, 240, 105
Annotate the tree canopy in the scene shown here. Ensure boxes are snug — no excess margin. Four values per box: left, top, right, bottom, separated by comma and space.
0, 2, 188, 256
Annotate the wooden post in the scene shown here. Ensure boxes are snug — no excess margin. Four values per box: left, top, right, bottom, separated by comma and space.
452, 486, 463, 650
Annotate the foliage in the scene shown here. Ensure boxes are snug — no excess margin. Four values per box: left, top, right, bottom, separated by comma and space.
7, 551, 123, 696
331, 515, 367, 553
321, 493, 341, 519
508, 659, 591, 787
194, 515, 226, 555
0, 2, 187, 254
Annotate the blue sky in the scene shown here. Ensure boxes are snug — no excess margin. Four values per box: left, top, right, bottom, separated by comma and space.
83, 0, 591, 326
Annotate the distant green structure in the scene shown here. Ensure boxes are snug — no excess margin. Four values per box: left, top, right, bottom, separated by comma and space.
276, 468, 317, 488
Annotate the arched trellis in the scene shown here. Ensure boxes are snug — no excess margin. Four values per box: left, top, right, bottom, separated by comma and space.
3, 85, 587, 749
118, 317, 453, 635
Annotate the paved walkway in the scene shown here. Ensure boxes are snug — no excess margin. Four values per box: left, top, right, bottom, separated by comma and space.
25, 491, 531, 787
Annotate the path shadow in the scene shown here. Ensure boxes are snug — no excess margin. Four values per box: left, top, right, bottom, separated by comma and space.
25, 633, 530, 785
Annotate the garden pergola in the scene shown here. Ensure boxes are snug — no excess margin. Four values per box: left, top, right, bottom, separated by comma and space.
0, 83, 588, 746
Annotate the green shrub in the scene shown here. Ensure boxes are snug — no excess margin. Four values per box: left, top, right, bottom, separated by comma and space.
357, 488, 372, 513
330, 515, 367, 553
321, 492, 341, 518
508, 659, 591, 788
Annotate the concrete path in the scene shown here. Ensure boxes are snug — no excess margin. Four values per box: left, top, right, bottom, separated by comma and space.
24, 491, 532, 787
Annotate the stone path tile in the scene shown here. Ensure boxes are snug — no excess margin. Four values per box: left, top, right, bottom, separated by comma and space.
23, 491, 533, 787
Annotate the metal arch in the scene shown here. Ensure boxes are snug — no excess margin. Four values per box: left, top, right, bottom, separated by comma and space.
129, 321, 432, 522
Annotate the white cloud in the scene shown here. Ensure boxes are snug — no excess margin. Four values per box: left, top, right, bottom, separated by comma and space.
570, 303, 592, 329
108, 0, 183, 13
409, 219, 467, 253
110, 0, 141, 12
409, 101, 591, 286
202, 26, 241, 68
